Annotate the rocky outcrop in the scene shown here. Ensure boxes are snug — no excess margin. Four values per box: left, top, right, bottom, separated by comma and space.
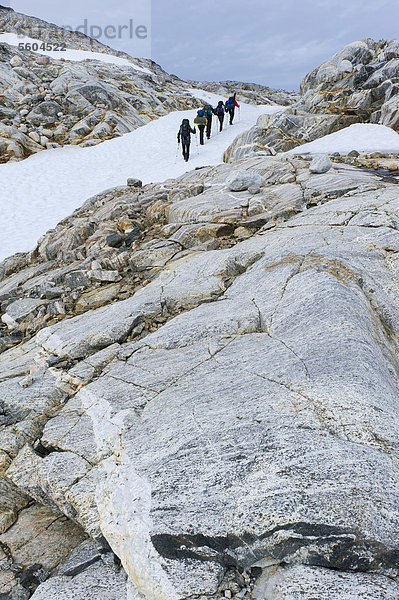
0, 40, 200, 162
2, 150, 399, 598
225, 38, 399, 160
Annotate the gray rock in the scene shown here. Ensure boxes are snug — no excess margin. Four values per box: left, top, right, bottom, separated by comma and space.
30, 558, 129, 600
27, 102, 62, 127
88, 269, 121, 283
10, 55, 23, 68
0, 503, 87, 597
227, 170, 265, 192
256, 564, 399, 599
3, 91, 399, 600
127, 178, 143, 188
106, 233, 124, 248
130, 240, 182, 272
124, 228, 141, 246
309, 154, 332, 173
35, 56, 50, 66
225, 39, 399, 160
7, 446, 92, 520
2, 297, 47, 327
64, 271, 90, 290
28, 131, 40, 143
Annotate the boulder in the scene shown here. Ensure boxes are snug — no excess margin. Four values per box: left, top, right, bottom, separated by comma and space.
309, 154, 332, 173
227, 170, 265, 192
35, 56, 50, 66
27, 102, 62, 127
106, 233, 124, 248
28, 131, 40, 143
127, 178, 143, 188
2, 297, 47, 328
10, 55, 23, 67
0, 503, 87, 598
129, 240, 182, 272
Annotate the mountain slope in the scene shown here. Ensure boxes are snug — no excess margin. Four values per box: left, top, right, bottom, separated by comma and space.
225, 38, 399, 160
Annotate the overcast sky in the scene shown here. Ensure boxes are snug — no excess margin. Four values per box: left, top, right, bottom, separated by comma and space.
5, 0, 399, 90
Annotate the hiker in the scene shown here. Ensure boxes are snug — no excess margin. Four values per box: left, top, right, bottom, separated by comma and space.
194, 109, 207, 145
203, 103, 215, 139
225, 94, 240, 125
215, 100, 225, 132
177, 118, 196, 162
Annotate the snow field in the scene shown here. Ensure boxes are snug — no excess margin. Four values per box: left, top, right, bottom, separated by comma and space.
0, 95, 283, 260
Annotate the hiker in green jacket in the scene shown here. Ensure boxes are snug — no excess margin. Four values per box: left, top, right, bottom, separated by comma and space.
194, 109, 207, 145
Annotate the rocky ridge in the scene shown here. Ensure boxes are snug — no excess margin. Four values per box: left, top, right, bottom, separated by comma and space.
2, 146, 399, 598
225, 39, 399, 161
187, 80, 298, 106
0, 5, 144, 60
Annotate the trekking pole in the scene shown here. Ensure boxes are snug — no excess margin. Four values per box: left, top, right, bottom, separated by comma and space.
195, 132, 199, 155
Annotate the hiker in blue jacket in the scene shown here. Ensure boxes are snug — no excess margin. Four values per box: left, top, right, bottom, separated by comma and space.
177, 118, 196, 161
225, 94, 240, 125
203, 103, 216, 139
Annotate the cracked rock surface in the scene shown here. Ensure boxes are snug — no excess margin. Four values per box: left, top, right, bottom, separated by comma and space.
1, 150, 399, 598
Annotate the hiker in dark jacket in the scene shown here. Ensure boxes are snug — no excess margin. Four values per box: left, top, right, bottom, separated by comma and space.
203, 104, 216, 139
225, 94, 240, 125
194, 110, 207, 145
177, 118, 196, 161
215, 101, 225, 132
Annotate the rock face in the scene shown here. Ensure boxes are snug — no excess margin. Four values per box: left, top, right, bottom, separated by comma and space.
225, 38, 399, 160
2, 148, 399, 598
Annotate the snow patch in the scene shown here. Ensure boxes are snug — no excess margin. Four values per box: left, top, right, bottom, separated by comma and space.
287, 123, 399, 155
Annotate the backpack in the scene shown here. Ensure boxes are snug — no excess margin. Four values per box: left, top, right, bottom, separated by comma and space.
203, 104, 213, 117
215, 103, 224, 116
198, 109, 204, 117
180, 120, 191, 139
225, 97, 234, 109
